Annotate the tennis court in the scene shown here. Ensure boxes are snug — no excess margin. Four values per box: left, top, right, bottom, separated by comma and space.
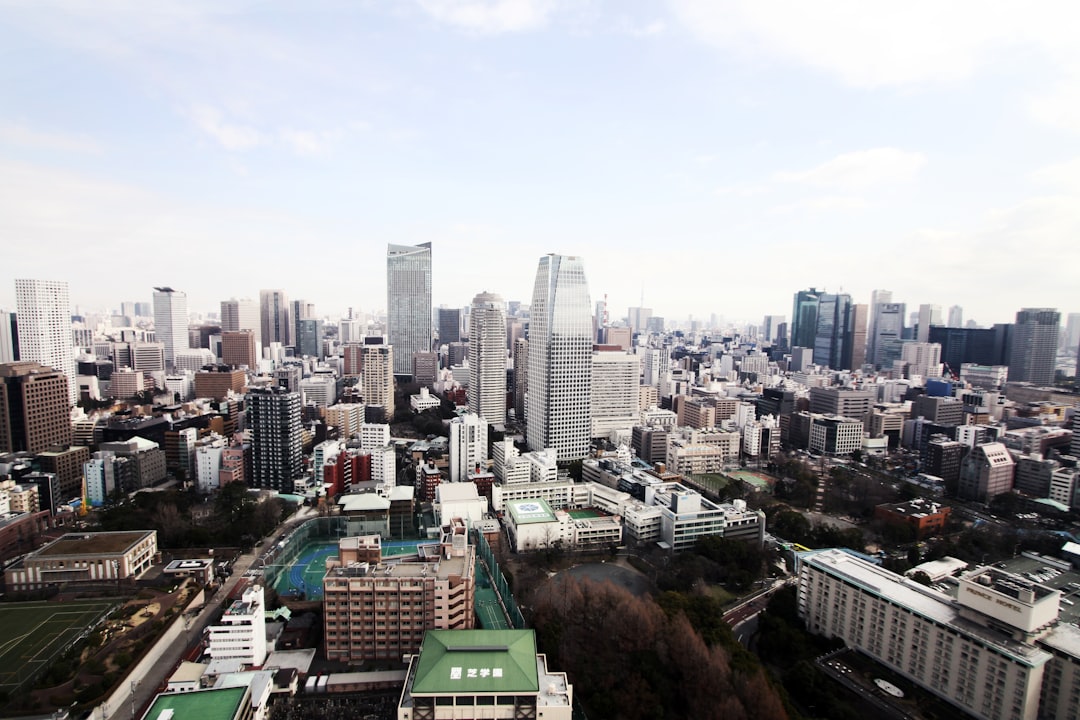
567, 509, 603, 520
0, 599, 117, 692
726, 469, 774, 490
273, 541, 338, 598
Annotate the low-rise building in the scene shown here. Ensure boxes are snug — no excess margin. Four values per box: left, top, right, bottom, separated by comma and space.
397, 629, 572, 720
207, 584, 268, 668
874, 498, 951, 540
4, 530, 157, 591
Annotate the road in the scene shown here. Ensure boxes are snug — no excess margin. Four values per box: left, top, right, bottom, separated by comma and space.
102, 505, 318, 720
723, 578, 790, 648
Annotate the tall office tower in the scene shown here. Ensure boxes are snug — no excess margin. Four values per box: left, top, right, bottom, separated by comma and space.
812, 292, 852, 370
1009, 308, 1060, 386
248, 386, 303, 493
791, 288, 822, 351
594, 298, 608, 342
297, 319, 323, 359
449, 413, 488, 483
14, 279, 77, 405
762, 315, 785, 343
387, 242, 433, 378
292, 299, 316, 349
468, 291, 507, 425
220, 298, 262, 351
871, 302, 906, 369
220, 330, 258, 368
527, 254, 593, 461
437, 307, 461, 344
866, 289, 891, 364
1063, 312, 1080, 352
259, 289, 291, 350
842, 304, 868, 370
947, 305, 964, 328
361, 343, 395, 421
627, 306, 653, 335
342, 343, 364, 377
0, 362, 73, 453
916, 303, 942, 343
512, 337, 527, 422
152, 287, 188, 369
0, 311, 17, 363
591, 346, 640, 439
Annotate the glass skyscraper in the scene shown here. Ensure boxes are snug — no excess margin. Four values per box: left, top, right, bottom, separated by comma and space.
387, 243, 432, 378
152, 286, 188, 370
1009, 308, 1060, 386
527, 254, 592, 462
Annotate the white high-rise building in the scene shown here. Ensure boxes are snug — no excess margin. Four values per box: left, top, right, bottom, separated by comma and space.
947, 305, 963, 328
916, 303, 942, 343
15, 278, 77, 404
642, 346, 669, 388
207, 584, 268, 667
220, 298, 261, 349
387, 242, 432, 377
900, 342, 943, 382
590, 347, 640, 440
468, 291, 507, 424
527, 255, 593, 462
152, 287, 189, 370
449, 413, 488, 483
0, 311, 16, 364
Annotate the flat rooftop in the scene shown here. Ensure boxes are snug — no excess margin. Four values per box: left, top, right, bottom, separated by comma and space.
141, 687, 247, 720
36, 531, 154, 557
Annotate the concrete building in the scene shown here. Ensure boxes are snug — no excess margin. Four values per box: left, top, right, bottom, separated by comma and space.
221, 330, 258, 369
207, 584, 268, 667
808, 386, 875, 427
437, 307, 461, 344
84, 450, 131, 505
590, 346, 639, 440
1009, 308, 1060, 386
874, 498, 951, 540
248, 386, 303, 493
361, 343, 395, 422
325, 403, 365, 438
15, 278, 77, 404
195, 365, 247, 401
647, 485, 764, 552
512, 337, 527, 422
37, 445, 89, 499
468, 291, 507, 425
397, 629, 572, 720
527, 255, 592, 461
4, 530, 157, 591
449, 413, 487, 484
387, 243, 433, 378
323, 522, 475, 664
220, 298, 261, 350
98, 437, 167, 490
900, 341, 943, 381
153, 287, 189, 369
259, 289, 291, 350
0, 362, 72, 454
175, 348, 216, 374
666, 428, 740, 475
958, 442, 1015, 504
797, 548, 1080, 720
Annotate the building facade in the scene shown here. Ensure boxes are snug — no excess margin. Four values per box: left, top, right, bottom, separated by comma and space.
14, 278, 77, 404
387, 243, 433, 378
152, 287, 189, 370
468, 291, 507, 425
248, 386, 303, 493
526, 255, 593, 462
0, 362, 73, 454
1009, 308, 1060, 386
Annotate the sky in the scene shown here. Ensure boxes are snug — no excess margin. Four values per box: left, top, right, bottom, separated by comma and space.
2, 0, 1079, 329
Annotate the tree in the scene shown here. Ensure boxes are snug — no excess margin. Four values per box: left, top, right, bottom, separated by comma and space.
567, 459, 583, 482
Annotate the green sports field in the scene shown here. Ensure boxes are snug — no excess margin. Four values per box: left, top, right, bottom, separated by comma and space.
0, 600, 117, 691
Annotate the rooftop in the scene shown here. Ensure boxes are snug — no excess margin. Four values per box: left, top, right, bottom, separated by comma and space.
506, 498, 557, 525
408, 630, 540, 695
36, 530, 155, 558
141, 687, 247, 720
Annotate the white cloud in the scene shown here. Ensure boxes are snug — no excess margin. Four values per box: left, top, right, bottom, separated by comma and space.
279, 128, 341, 157
0, 123, 103, 154
1029, 156, 1080, 192
774, 148, 926, 190
189, 106, 266, 151
416, 0, 556, 34
668, 1, 1076, 90
771, 195, 866, 214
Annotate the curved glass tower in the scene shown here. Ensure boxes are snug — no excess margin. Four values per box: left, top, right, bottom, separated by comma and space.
526, 254, 592, 462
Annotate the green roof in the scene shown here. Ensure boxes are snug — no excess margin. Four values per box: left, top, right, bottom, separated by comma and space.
411, 630, 539, 695
143, 687, 247, 720
506, 498, 557, 525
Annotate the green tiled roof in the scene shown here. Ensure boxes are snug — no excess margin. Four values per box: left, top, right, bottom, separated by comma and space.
143, 687, 247, 720
411, 630, 539, 695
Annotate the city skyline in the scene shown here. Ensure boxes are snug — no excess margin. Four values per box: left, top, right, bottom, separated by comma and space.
1, 3, 1079, 323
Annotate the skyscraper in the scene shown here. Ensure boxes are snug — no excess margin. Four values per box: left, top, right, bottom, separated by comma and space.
527, 254, 592, 461
870, 302, 906, 369
248, 386, 303, 493
791, 288, 822, 351
0, 311, 17, 363
387, 243, 432, 378
153, 287, 188, 369
220, 298, 261, 349
361, 343, 395, 422
259, 289, 291, 350
14, 278, 77, 405
1009, 308, 1060, 386
813, 292, 852, 370
916, 303, 942, 343
449, 413, 488, 483
0, 362, 73, 453
292, 299, 316, 351
843, 303, 868, 370
947, 305, 964, 328
437, 307, 461, 344
468, 291, 507, 425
